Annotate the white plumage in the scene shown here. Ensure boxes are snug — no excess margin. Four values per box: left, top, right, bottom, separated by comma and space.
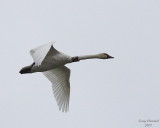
30, 41, 55, 66
20, 41, 114, 112
43, 66, 70, 112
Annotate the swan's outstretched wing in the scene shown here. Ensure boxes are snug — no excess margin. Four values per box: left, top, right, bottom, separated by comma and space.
30, 41, 58, 66
43, 66, 70, 112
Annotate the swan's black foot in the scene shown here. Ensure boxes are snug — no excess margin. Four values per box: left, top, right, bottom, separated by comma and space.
19, 62, 35, 74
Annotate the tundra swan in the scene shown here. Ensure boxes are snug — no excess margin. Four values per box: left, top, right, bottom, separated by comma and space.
19, 41, 114, 112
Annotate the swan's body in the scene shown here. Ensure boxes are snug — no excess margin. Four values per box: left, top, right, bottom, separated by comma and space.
20, 41, 113, 112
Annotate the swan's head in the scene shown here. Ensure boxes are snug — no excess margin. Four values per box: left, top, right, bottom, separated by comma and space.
19, 66, 32, 74
98, 53, 114, 59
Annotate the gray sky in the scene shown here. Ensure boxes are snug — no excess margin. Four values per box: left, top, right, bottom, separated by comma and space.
0, 0, 160, 128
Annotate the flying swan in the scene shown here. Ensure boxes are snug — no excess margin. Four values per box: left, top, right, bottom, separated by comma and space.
19, 41, 114, 112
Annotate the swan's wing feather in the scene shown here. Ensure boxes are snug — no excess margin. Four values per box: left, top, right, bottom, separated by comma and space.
42, 66, 70, 112
30, 41, 56, 66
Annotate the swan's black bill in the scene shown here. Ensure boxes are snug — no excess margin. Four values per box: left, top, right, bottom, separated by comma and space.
107, 55, 114, 59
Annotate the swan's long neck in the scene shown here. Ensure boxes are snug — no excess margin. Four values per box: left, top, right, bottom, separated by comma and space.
71, 54, 101, 62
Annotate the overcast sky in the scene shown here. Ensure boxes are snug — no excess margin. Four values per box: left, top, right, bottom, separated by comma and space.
0, 0, 160, 128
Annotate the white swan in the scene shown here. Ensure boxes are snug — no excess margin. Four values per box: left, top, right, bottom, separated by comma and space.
19, 41, 114, 112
